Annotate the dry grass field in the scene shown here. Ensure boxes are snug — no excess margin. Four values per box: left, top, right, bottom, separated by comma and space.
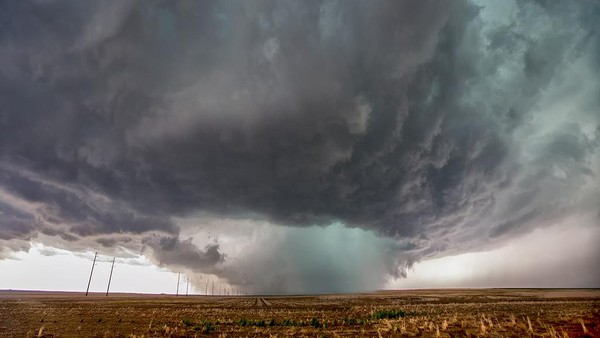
0, 289, 598, 337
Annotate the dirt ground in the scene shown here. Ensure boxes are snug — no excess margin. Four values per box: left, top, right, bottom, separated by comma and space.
0, 289, 598, 337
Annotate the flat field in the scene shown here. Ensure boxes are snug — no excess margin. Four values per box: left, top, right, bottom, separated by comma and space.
0, 289, 598, 337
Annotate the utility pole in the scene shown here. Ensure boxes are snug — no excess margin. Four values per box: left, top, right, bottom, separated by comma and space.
176, 273, 181, 296
186, 276, 189, 296
85, 252, 98, 296
106, 257, 115, 296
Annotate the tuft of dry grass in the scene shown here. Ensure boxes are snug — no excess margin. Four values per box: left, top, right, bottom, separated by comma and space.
579, 318, 589, 334
400, 319, 407, 334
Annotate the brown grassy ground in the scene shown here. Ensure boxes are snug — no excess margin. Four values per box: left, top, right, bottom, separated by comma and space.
0, 289, 598, 337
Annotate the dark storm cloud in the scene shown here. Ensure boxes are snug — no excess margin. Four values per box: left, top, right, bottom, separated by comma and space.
142, 235, 225, 271
0, 165, 179, 237
0, 0, 599, 290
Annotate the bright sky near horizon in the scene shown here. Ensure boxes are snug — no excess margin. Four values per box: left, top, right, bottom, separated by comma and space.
1, 218, 598, 294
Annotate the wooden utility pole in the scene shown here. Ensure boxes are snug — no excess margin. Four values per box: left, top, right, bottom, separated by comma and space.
85, 252, 98, 296
176, 273, 181, 296
106, 257, 115, 296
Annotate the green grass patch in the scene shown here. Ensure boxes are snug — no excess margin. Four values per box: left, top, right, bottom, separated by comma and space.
238, 318, 314, 327
282, 319, 297, 326
238, 318, 267, 327
310, 317, 322, 328
373, 309, 407, 319
343, 317, 357, 325
180, 319, 218, 334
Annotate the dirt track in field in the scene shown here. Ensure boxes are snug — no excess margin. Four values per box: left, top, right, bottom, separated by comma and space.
0, 289, 599, 337
253, 297, 271, 308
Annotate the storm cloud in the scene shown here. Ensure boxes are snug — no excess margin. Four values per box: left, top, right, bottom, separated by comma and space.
0, 0, 598, 292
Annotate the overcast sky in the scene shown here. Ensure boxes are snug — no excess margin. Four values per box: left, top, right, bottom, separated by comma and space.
0, 0, 599, 294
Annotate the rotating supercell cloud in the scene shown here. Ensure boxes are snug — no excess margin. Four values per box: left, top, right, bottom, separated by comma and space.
0, 0, 599, 293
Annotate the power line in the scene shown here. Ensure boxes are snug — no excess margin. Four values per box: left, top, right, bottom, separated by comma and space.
85, 252, 97, 296
106, 257, 115, 297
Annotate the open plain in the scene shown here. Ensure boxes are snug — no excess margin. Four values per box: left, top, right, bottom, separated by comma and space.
0, 289, 598, 337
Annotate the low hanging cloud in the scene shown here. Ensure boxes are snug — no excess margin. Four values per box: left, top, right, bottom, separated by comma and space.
0, 0, 599, 292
